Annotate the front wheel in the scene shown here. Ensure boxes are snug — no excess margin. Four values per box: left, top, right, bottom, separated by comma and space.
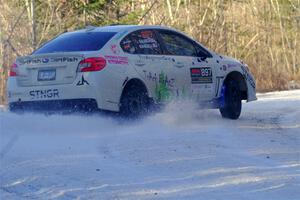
219, 80, 242, 119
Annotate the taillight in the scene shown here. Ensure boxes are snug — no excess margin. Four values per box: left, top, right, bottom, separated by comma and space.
78, 57, 106, 72
9, 63, 18, 77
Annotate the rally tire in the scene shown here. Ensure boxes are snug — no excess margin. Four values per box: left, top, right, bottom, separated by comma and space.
120, 84, 149, 118
219, 80, 242, 120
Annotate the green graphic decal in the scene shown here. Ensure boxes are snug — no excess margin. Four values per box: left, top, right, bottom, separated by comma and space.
155, 71, 170, 102
149, 71, 188, 103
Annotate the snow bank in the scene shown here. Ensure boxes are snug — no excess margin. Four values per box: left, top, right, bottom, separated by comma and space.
0, 90, 299, 199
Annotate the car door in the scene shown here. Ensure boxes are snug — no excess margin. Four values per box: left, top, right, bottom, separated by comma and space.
157, 30, 217, 101
156, 30, 194, 100
120, 29, 171, 102
190, 42, 217, 101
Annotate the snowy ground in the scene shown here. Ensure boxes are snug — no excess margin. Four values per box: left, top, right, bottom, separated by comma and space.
0, 90, 299, 200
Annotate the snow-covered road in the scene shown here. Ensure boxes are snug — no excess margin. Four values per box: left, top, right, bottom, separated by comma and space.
0, 90, 299, 200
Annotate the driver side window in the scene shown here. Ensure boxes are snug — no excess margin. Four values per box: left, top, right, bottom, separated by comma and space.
120, 30, 162, 55
158, 30, 197, 57
194, 43, 212, 58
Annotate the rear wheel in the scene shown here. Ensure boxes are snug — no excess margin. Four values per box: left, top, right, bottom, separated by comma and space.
219, 80, 242, 119
120, 84, 149, 118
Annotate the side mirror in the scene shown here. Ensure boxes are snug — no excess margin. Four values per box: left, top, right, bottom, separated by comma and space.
194, 41, 213, 60
197, 56, 207, 62
200, 56, 207, 61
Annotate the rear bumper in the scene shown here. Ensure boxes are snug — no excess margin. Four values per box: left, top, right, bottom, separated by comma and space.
7, 75, 102, 112
7, 74, 121, 112
9, 99, 98, 113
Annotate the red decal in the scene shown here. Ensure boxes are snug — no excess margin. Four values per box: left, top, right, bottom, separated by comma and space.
141, 30, 153, 38
191, 68, 201, 74
110, 44, 120, 54
105, 55, 128, 65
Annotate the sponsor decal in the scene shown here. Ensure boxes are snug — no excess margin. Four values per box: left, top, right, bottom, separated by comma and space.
141, 30, 153, 38
139, 43, 158, 49
190, 67, 213, 84
29, 89, 59, 99
227, 64, 237, 68
138, 37, 159, 49
77, 75, 89, 86
140, 55, 171, 61
42, 58, 49, 63
143, 70, 158, 82
142, 70, 175, 88
136, 30, 160, 50
138, 38, 158, 49
155, 71, 171, 102
141, 70, 181, 102
110, 44, 120, 54
20, 57, 79, 65
105, 55, 128, 65
134, 59, 145, 67
221, 64, 237, 71
141, 69, 189, 102
139, 38, 155, 43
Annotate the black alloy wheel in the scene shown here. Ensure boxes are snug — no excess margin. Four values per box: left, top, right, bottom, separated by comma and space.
219, 80, 242, 119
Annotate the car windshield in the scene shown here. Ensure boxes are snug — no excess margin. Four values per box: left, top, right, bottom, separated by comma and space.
33, 31, 116, 54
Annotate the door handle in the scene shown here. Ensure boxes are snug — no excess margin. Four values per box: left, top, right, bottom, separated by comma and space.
174, 62, 184, 68
135, 63, 145, 67
135, 60, 145, 67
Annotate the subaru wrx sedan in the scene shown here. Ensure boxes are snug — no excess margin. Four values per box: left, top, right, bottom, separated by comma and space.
7, 25, 256, 119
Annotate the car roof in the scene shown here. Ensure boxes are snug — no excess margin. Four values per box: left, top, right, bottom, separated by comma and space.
73, 25, 176, 33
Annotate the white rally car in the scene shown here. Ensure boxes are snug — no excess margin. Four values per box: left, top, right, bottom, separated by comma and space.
7, 25, 256, 119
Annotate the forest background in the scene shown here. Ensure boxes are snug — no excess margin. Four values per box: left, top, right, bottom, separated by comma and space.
0, 0, 299, 104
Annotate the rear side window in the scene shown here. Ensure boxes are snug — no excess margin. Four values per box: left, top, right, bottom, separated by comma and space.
158, 30, 197, 56
33, 32, 116, 54
120, 35, 136, 54
120, 30, 162, 55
